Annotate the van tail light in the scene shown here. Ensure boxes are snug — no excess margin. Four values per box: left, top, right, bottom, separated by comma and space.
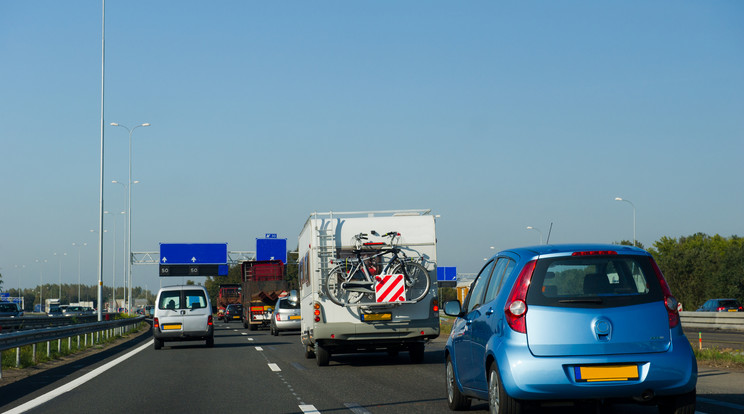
650, 258, 680, 328
207, 315, 213, 326
717, 306, 725, 311
153, 317, 160, 329
504, 260, 536, 334
276, 312, 281, 321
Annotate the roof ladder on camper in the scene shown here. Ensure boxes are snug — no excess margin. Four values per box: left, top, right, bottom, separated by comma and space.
314, 212, 337, 288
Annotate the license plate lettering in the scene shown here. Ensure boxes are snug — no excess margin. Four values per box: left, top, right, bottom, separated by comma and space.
575, 365, 638, 382
361, 313, 392, 321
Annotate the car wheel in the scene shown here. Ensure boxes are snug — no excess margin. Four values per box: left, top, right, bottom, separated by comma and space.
206, 336, 214, 348
316, 343, 330, 366
154, 338, 163, 350
409, 342, 425, 364
304, 344, 315, 359
446, 355, 471, 410
249, 323, 257, 331
658, 389, 696, 414
488, 362, 523, 414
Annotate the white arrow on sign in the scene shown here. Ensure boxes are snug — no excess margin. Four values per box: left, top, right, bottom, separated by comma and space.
162, 257, 168, 263
191, 256, 197, 263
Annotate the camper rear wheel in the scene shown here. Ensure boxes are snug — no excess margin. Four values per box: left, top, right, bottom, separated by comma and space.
316, 343, 330, 366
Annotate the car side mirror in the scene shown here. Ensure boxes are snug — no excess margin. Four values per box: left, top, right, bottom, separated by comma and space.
444, 300, 463, 317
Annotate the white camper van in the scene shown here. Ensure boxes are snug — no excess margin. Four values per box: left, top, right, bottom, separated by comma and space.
298, 210, 440, 366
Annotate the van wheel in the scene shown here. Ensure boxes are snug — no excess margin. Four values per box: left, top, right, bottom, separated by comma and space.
243, 320, 248, 329
249, 323, 256, 331
316, 344, 330, 366
446, 355, 471, 410
154, 338, 163, 350
409, 342, 425, 364
658, 389, 696, 414
488, 362, 523, 414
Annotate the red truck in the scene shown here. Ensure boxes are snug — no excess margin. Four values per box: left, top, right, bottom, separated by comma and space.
240, 260, 287, 331
216, 284, 242, 321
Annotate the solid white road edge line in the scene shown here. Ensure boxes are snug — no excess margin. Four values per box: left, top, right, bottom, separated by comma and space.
3, 340, 152, 414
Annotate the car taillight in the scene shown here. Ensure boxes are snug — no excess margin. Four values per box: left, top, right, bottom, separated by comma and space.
717, 306, 725, 311
207, 315, 213, 326
153, 317, 160, 329
504, 260, 536, 334
650, 258, 680, 328
275, 312, 281, 321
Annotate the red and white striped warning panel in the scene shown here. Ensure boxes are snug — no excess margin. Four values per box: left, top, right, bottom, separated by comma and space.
375, 274, 407, 303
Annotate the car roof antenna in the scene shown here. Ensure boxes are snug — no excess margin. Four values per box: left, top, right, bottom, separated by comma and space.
545, 222, 553, 245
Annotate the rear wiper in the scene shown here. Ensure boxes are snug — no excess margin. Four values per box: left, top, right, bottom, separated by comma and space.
558, 298, 603, 304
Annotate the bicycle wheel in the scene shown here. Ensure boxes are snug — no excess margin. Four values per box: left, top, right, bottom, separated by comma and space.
325, 266, 366, 306
390, 261, 431, 302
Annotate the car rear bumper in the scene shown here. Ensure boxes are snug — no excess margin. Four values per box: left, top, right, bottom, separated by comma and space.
498, 334, 697, 401
153, 326, 214, 341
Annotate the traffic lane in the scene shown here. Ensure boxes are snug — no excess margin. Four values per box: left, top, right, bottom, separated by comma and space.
253, 331, 738, 414
14, 323, 306, 414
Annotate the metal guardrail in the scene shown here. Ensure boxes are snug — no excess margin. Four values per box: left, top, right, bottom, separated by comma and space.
0, 316, 146, 379
680, 311, 744, 332
0, 315, 111, 333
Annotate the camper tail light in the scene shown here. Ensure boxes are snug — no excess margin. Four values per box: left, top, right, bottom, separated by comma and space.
313, 301, 322, 323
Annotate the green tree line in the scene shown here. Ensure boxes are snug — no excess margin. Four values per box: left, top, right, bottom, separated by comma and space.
648, 233, 744, 311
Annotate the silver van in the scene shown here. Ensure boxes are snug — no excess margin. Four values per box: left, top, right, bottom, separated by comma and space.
153, 285, 214, 349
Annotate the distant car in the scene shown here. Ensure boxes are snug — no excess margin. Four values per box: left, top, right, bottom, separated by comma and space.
696, 298, 743, 312
83, 307, 96, 315
224, 304, 243, 322
152, 285, 214, 350
270, 293, 300, 336
0, 302, 23, 317
62, 306, 89, 317
145, 305, 155, 317
444, 244, 697, 413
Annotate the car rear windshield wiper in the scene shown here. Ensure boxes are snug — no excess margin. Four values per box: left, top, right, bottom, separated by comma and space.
558, 298, 604, 304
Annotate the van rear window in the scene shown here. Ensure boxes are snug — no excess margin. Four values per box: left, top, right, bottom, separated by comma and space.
526, 255, 663, 308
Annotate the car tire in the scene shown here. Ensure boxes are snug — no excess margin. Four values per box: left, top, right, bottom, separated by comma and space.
304, 344, 316, 359
409, 342, 425, 364
154, 338, 163, 350
206, 336, 214, 348
658, 389, 696, 414
488, 362, 523, 414
446, 355, 471, 410
316, 343, 330, 366
249, 323, 257, 331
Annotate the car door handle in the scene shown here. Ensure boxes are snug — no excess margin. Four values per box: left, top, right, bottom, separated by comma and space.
486, 308, 494, 316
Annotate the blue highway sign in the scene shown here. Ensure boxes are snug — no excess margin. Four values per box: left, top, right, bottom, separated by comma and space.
256, 237, 287, 263
160, 243, 228, 265
437, 266, 457, 281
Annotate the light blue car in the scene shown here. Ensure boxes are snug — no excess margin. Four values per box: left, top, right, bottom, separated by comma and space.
444, 244, 696, 413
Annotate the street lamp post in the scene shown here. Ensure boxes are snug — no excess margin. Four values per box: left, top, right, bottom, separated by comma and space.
614, 197, 636, 246
72, 242, 87, 303
526, 226, 543, 244
53, 252, 67, 300
110, 122, 150, 313
35, 259, 47, 312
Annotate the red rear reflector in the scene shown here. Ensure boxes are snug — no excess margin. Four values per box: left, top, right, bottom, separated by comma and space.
572, 251, 618, 256
363, 242, 385, 246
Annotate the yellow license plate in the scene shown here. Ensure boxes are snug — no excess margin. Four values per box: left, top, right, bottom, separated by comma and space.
361, 313, 392, 322
575, 365, 638, 382
162, 324, 182, 330
232, 316, 240, 319
728, 309, 737, 312
289, 315, 301, 320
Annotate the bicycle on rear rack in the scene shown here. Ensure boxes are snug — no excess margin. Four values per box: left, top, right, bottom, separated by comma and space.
323, 231, 431, 306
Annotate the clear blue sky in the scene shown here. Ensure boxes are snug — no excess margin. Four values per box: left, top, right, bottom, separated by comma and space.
1, 1, 742, 294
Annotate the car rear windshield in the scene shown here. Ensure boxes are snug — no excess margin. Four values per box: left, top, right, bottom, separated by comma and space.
278, 299, 299, 309
0, 303, 16, 312
720, 300, 742, 307
526, 254, 664, 308
159, 290, 208, 310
